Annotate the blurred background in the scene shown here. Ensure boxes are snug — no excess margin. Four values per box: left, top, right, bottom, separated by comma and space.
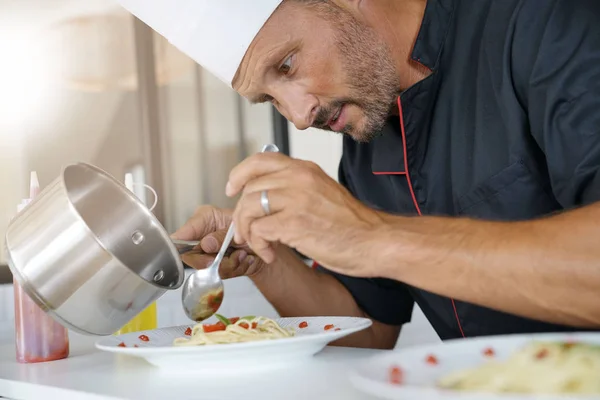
0, 0, 437, 347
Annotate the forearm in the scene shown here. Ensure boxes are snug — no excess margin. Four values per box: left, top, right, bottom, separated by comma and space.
378, 203, 600, 327
250, 246, 400, 348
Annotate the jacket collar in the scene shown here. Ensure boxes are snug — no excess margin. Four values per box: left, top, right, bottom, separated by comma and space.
371, 0, 455, 174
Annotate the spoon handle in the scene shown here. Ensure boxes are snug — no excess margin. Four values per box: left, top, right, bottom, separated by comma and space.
211, 222, 236, 270
211, 144, 279, 270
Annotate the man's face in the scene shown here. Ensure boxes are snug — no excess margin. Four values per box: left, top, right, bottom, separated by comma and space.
233, 1, 400, 142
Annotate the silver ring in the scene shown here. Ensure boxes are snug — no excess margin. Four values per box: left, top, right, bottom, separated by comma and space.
260, 190, 271, 216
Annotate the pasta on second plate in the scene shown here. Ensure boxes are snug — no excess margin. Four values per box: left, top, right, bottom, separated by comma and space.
438, 341, 600, 394
173, 316, 295, 346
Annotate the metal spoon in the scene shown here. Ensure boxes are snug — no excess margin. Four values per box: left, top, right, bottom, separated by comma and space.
172, 239, 200, 255
181, 144, 280, 322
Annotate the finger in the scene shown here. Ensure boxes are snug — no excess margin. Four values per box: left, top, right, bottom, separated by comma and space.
181, 253, 215, 270
183, 245, 265, 278
171, 206, 232, 240
248, 226, 276, 264
233, 189, 292, 256
232, 173, 292, 244
240, 169, 295, 197
202, 228, 250, 252
200, 229, 227, 253
218, 249, 250, 279
226, 153, 295, 197
245, 221, 275, 264
251, 213, 289, 243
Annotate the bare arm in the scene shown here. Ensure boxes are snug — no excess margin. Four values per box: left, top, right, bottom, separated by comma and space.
376, 202, 600, 327
250, 246, 401, 349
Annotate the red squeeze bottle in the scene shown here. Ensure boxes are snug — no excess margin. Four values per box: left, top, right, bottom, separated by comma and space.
13, 172, 69, 363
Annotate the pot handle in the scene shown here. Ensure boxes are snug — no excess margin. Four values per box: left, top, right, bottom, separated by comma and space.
132, 183, 158, 212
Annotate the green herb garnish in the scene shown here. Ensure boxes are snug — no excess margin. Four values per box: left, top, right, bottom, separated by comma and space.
215, 314, 231, 325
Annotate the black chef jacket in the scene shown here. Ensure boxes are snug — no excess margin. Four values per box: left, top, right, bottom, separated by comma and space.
318, 0, 600, 340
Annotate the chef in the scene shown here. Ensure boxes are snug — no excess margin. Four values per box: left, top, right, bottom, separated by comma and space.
118, 0, 600, 348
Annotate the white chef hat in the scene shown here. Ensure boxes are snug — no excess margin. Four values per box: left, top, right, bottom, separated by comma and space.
116, 0, 283, 87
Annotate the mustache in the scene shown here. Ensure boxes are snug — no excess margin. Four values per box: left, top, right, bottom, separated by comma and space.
312, 100, 352, 129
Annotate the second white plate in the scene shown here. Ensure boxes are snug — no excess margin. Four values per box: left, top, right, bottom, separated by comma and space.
350, 332, 600, 400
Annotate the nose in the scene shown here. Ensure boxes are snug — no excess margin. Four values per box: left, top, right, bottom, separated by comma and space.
274, 87, 318, 130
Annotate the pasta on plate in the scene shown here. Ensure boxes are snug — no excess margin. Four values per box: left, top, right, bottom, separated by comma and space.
173, 315, 295, 346
438, 341, 600, 394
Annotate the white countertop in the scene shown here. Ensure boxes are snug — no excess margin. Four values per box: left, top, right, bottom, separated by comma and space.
0, 333, 383, 400
0, 276, 439, 400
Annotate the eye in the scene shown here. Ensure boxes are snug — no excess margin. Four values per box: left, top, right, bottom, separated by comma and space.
279, 55, 293, 75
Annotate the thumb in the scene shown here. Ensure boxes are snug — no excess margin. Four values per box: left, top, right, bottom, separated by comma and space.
171, 206, 231, 241
200, 229, 227, 253
200, 229, 250, 254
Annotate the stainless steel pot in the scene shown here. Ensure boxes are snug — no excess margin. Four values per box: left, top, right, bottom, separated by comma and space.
5, 163, 184, 336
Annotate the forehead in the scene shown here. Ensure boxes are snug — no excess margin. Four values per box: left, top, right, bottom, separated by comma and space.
232, 2, 334, 92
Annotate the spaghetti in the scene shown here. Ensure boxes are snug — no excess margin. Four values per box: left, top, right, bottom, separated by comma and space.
173, 316, 295, 346
438, 341, 600, 394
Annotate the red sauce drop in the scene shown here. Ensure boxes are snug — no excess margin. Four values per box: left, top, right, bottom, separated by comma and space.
324, 324, 335, 331
389, 365, 403, 385
334, 328, 341, 331
536, 348, 549, 359
483, 347, 495, 357
138, 335, 150, 342
184, 327, 193, 336
134, 345, 139, 348
118, 342, 126, 347
299, 321, 308, 329
426, 355, 439, 365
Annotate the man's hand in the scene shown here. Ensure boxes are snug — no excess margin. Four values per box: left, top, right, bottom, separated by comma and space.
171, 206, 268, 279
226, 152, 382, 276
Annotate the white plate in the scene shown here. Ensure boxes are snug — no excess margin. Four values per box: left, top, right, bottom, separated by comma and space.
96, 316, 371, 373
350, 332, 600, 400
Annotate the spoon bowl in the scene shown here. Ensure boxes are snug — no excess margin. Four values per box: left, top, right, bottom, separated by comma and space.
181, 144, 279, 322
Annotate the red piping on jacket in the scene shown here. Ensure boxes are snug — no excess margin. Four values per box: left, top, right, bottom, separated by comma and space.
372, 97, 466, 338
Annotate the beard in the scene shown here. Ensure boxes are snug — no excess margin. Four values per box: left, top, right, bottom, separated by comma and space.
311, 4, 401, 142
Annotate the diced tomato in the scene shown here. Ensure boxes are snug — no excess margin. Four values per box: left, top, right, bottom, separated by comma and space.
483, 347, 495, 357
324, 324, 335, 331
252, 322, 258, 329
184, 327, 193, 336
202, 322, 226, 333
299, 321, 308, 329
118, 342, 126, 347
239, 322, 249, 329
426, 355, 438, 365
207, 293, 223, 307
535, 348, 549, 359
389, 365, 403, 385
138, 334, 150, 342
229, 317, 240, 324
